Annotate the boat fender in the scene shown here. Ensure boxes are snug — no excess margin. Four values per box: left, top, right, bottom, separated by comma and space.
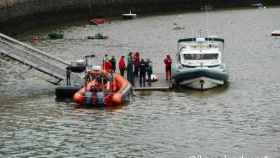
96, 91, 105, 106
84, 92, 93, 107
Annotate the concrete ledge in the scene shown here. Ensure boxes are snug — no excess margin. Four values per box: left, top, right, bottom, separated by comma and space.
1, 0, 280, 34
3, 0, 278, 24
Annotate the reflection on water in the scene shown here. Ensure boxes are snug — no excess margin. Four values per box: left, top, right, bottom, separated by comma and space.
1, 7, 280, 157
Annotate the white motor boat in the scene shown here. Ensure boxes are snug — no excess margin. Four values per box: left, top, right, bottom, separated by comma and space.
251, 3, 266, 9
171, 37, 229, 90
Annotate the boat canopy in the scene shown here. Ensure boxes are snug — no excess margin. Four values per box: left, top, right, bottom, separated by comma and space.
178, 37, 224, 44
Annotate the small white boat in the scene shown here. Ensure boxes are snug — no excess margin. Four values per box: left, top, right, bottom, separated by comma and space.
122, 10, 137, 19
172, 37, 228, 90
271, 30, 280, 36
251, 3, 266, 9
87, 33, 108, 40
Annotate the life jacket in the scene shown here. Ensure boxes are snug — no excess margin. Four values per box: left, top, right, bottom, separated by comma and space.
164, 57, 172, 67
133, 55, 140, 66
119, 58, 126, 70
104, 61, 112, 72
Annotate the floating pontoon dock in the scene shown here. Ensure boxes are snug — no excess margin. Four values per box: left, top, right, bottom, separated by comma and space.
133, 73, 171, 91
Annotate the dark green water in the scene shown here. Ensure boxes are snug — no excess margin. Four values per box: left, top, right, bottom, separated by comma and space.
1, 7, 280, 157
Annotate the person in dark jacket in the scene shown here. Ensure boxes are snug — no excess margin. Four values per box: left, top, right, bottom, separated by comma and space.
66, 66, 71, 86
139, 59, 146, 87
127, 52, 134, 86
110, 56, 116, 73
146, 59, 153, 87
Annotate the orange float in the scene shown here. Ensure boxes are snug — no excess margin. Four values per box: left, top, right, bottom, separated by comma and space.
88, 18, 110, 25
73, 69, 132, 107
31, 36, 40, 44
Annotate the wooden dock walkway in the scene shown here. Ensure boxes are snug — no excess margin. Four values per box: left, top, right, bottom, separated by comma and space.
0, 33, 81, 85
133, 73, 172, 91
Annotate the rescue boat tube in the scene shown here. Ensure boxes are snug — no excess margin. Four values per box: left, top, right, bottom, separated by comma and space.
73, 72, 132, 107
111, 73, 132, 104
73, 80, 98, 106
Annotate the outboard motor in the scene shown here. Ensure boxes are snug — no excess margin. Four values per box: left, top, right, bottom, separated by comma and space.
69, 59, 86, 73
84, 92, 93, 108
96, 91, 105, 106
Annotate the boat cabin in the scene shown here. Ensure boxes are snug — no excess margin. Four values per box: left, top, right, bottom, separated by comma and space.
177, 38, 224, 67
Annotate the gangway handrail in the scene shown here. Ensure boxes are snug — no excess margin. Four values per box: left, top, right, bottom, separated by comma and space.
0, 33, 70, 66
0, 49, 65, 83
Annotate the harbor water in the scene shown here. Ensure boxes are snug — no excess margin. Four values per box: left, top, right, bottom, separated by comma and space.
1, 7, 280, 157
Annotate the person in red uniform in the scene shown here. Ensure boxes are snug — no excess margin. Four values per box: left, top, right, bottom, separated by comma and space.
104, 59, 112, 73
164, 54, 172, 80
118, 56, 126, 76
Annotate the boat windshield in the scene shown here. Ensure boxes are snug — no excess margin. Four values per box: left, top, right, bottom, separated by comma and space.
183, 54, 218, 60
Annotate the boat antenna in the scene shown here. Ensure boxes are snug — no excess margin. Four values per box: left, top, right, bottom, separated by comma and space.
199, 0, 210, 37
199, 29, 202, 38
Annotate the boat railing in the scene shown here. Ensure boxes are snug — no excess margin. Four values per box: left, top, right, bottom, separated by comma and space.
177, 38, 224, 54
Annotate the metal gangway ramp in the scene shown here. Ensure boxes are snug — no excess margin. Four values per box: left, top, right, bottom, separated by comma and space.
0, 33, 80, 85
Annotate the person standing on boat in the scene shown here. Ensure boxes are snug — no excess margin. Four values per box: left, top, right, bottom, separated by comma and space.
66, 66, 71, 86
110, 56, 116, 73
118, 56, 126, 76
146, 59, 153, 87
127, 52, 134, 86
139, 59, 146, 87
164, 54, 172, 80
133, 52, 140, 78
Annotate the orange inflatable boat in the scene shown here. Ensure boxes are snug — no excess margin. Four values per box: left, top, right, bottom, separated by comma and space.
73, 69, 132, 107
